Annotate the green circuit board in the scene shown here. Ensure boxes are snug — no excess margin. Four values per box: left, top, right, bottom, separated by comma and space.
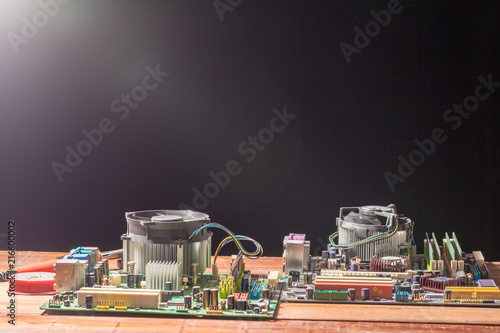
40, 273, 280, 320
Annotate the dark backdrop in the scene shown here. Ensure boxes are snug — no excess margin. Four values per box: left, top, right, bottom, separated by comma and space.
1, 1, 499, 260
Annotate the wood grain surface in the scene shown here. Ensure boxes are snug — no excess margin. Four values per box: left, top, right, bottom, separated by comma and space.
1, 251, 499, 332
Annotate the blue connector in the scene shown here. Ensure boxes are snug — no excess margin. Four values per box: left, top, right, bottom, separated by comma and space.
250, 281, 262, 300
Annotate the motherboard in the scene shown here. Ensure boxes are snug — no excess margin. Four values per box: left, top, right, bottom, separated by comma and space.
37, 205, 500, 320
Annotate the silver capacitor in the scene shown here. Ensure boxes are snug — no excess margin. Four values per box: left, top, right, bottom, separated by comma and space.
361, 288, 369, 300
347, 288, 356, 300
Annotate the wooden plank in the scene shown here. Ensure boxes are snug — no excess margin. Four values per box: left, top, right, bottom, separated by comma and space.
1, 251, 500, 332
278, 302, 500, 325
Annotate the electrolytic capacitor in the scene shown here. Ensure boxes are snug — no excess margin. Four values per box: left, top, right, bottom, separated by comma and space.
127, 274, 135, 288
64, 299, 70, 307
412, 275, 421, 284
164, 281, 172, 290
192, 286, 200, 296
103, 259, 109, 276
203, 288, 211, 309
350, 261, 358, 271
85, 295, 93, 309
87, 273, 95, 287
227, 295, 235, 310
262, 288, 270, 300
236, 299, 247, 311
347, 288, 356, 300
287, 276, 293, 288
361, 288, 369, 300
135, 274, 143, 288
184, 295, 192, 309
211, 288, 219, 310
306, 287, 314, 300
94, 267, 101, 285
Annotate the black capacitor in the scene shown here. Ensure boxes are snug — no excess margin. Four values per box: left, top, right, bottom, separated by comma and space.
192, 286, 200, 296
361, 288, 369, 300
165, 281, 172, 290
64, 299, 70, 307
236, 299, 247, 311
322, 250, 329, 259
85, 295, 93, 309
127, 274, 135, 288
89, 275, 95, 287
184, 295, 192, 309
412, 275, 421, 284
347, 288, 356, 300
203, 288, 211, 308
135, 274, 143, 288
227, 295, 235, 310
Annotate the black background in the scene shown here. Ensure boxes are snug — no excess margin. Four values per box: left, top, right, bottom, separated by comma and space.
1, 1, 499, 260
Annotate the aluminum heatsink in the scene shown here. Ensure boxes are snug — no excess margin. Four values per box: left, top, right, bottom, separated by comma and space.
121, 210, 212, 277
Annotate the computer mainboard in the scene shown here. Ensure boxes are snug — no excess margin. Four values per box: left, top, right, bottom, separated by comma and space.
35, 205, 500, 320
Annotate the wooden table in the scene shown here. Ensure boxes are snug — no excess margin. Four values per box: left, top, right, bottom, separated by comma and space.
1, 251, 500, 332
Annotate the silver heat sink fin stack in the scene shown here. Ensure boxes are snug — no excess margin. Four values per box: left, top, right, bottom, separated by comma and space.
145, 260, 182, 290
